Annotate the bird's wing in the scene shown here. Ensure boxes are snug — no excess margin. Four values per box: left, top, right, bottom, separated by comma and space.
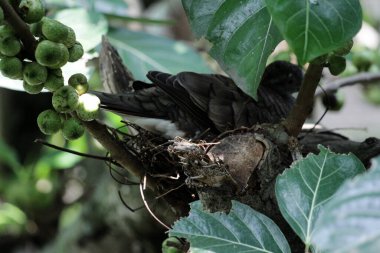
147, 71, 219, 134
175, 72, 254, 131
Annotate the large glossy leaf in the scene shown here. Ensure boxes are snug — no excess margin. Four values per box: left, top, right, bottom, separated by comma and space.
275, 146, 365, 248
54, 8, 108, 51
182, 0, 282, 99
170, 201, 290, 253
266, 0, 362, 64
107, 29, 212, 81
312, 165, 380, 253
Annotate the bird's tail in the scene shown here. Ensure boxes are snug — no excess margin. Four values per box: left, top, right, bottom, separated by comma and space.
89, 90, 167, 119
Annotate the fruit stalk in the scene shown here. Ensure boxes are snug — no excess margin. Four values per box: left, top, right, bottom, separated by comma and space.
0, 0, 37, 58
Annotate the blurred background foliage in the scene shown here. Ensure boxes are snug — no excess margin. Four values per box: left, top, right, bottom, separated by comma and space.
0, 0, 380, 252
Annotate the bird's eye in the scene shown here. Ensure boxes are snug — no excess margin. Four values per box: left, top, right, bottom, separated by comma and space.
365, 137, 378, 145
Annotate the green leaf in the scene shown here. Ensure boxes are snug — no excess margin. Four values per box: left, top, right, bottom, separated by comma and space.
0, 202, 27, 234
54, 8, 108, 51
0, 139, 22, 172
107, 29, 212, 81
265, 0, 362, 64
275, 146, 365, 248
169, 201, 290, 253
312, 165, 380, 253
182, 0, 282, 99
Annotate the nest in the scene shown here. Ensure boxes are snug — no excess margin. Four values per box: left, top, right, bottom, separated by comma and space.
114, 122, 294, 213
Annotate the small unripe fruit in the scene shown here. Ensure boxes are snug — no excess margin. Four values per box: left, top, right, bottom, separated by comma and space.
52, 86, 79, 113
162, 237, 182, 253
0, 35, 21, 56
0, 56, 23, 79
76, 93, 100, 121
37, 109, 62, 135
68, 41, 84, 62
352, 49, 375, 72
69, 73, 88, 95
333, 40, 354, 56
62, 117, 84, 140
322, 91, 345, 111
23, 80, 44, 94
328, 55, 346, 76
23, 62, 48, 85
311, 54, 328, 65
63, 27, 76, 48
18, 0, 45, 23
35, 40, 69, 68
41, 17, 69, 42
0, 25, 15, 39
30, 21, 42, 37
44, 68, 64, 92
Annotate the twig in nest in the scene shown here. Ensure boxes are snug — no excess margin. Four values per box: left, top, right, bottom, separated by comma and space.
140, 175, 171, 230
35, 138, 119, 165
118, 190, 146, 212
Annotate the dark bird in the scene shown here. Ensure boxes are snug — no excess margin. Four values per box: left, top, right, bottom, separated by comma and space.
91, 38, 303, 139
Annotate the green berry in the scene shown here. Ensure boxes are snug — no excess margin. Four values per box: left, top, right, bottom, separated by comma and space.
328, 55, 346, 76
62, 117, 84, 140
37, 109, 62, 135
68, 41, 84, 62
30, 21, 42, 37
68, 73, 88, 95
18, 0, 45, 23
333, 40, 354, 56
23, 62, 48, 85
311, 54, 328, 65
41, 17, 69, 43
63, 27, 76, 48
76, 93, 100, 121
44, 68, 64, 92
35, 40, 69, 68
0, 35, 21, 56
52, 86, 79, 113
364, 84, 380, 105
162, 237, 182, 253
322, 91, 345, 111
0, 25, 15, 39
23, 80, 43, 94
352, 49, 375, 72
0, 56, 23, 79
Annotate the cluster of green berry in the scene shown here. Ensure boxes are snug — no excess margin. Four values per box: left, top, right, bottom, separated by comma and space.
0, 0, 100, 140
312, 40, 354, 111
